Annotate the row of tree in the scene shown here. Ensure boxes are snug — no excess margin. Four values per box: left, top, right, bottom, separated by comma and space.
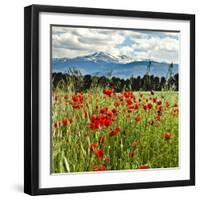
52, 72, 178, 92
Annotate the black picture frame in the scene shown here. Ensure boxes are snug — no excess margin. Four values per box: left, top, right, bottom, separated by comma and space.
24, 4, 195, 196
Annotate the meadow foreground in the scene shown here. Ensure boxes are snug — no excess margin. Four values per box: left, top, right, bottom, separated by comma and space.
52, 89, 178, 173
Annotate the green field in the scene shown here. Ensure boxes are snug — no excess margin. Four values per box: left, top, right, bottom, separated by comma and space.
51, 89, 178, 173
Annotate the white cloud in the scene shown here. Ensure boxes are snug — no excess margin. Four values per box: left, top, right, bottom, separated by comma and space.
52, 26, 179, 63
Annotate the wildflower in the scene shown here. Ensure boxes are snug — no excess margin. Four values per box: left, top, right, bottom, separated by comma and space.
96, 149, 104, 160
157, 99, 162, 105
137, 165, 150, 169
155, 114, 161, 121
100, 107, 108, 114
93, 165, 106, 171
89, 143, 97, 151
143, 104, 148, 111
166, 101, 170, 108
62, 118, 67, 126
103, 88, 113, 97
68, 118, 73, 124
147, 103, 153, 109
135, 115, 141, 122
165, 132, 171, 139
134, 103, 139, 110
98, 136, 105, 145
112, 108, 117, 114
109, 127, 121, 137
53, 122, 58, 128
114, 102, 120, 107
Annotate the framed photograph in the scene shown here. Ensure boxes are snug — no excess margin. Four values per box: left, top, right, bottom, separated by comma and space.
24, 4, 195, 195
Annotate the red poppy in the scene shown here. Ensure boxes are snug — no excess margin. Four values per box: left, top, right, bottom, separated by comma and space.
166, 101, 170, 108
93, 165, 106, 171
103, 88, 113, 97
68, 118, 73, 124
126, 98, 133, 105
114, 102, 120, 107
137, 165, 150, 169
143, 104, 148, 111
147, 103, 153, 109
134, 103, 139, 110
96, 149, 104, 160
84, 112, 88, 118
157, 99, 162, 105
153, 98, 157, 103
62, 118, 67, 126
101, 165, 106, 171
93, 165, 100, 171
100, 107, 108, 114
155, 114, 161, 121
71, 93, 83, 109
53, 122, 58, 128
109, 127, 121, 137
165, 132, 171, 139
98, 136, 105, 145
135, 115, 141, 122
112, 108, 117, 114
89, 143, 97, 151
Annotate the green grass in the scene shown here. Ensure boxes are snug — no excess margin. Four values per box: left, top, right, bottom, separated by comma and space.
51, 89, 178, 173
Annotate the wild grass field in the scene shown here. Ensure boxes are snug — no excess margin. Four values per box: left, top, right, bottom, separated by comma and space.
51, 84, 179, 173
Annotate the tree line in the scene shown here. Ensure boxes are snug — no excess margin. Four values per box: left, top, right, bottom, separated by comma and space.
52, 71, 178, 92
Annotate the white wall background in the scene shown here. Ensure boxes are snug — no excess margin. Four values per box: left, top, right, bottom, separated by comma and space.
0, 0, 198, 199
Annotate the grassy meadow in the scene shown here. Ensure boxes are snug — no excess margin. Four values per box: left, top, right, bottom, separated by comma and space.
51, 83, 179, 173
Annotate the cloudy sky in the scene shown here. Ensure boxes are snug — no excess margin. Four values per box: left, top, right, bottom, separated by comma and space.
52, 26, 179, 63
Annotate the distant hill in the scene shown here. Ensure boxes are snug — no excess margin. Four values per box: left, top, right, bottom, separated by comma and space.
52, 52, 178, 79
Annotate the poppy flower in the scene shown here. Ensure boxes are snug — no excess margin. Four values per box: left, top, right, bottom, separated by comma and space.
109, 127, 121, 137
93, 165, 100, 171
103, 89, 113, 97
112, 108, 117, 114
147, 103, 153, 109
143, 104, 148, 111
68, 118, 73, 124
98, 136, 105, 145
165, 132, 171, 139
101, 165, 106, 171
126, 99, 133, 105
100, 107, 108, 114
155, 114, 161, 121
114, 102, 120, 107
166, 101, 170, 108
53, 122, 58, 128
62, 118, 67, 126
96, 149, 104, 160
157, 99, 162, 105
134, 103, 139, 110
135, 115, 141, 122
89, 143, 97, 151
137, 165, 150, 169
93, 165, 106, 171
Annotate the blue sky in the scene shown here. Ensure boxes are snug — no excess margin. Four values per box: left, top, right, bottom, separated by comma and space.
52, 26, 179, 64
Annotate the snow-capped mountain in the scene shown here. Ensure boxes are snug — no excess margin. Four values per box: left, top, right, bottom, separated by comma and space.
52, 52, 178, 79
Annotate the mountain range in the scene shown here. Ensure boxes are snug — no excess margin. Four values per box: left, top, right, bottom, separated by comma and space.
52, 52, 178, 79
